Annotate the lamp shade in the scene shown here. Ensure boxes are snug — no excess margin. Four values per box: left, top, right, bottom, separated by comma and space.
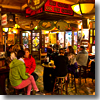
3, 28, 8, 32
71, 3, 94, 15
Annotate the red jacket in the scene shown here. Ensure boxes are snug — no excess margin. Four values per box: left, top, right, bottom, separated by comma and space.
24, 55, 36, 74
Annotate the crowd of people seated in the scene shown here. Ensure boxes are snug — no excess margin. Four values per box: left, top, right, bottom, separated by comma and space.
46, 40, 94, 80
6, 44, 45, 95
5, 40, 95, 95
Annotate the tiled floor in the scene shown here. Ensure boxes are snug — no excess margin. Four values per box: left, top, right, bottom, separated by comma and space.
5, 60, 95, 95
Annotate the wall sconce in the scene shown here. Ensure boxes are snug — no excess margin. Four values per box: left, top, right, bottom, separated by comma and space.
3, 28, 9, 32
30, 21, 34, 28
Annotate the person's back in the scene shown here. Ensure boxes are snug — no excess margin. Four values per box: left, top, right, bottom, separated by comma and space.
54, 55, 68, 77
76, 46, 88, 66
54, 48, 69, 77
9, 58, 29, 87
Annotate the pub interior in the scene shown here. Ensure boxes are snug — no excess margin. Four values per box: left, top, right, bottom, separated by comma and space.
0, 0, 95, 95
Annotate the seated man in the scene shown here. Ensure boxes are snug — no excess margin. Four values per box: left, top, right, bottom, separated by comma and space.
53, 40, 61, 52
76, 46, 88, 66
54, 48, 69, 78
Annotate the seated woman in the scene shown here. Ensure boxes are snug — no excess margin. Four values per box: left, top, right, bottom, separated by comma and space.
66, 46, 79, 78
9, 51, 45, 95
24, 48, 38, 81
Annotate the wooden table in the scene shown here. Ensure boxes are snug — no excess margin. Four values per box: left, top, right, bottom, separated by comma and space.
0, 68, 9, 95
42, 63, 55, 92
88, 53, 95, 59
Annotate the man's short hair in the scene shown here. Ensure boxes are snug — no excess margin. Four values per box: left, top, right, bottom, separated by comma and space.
80, 46, 85, 50
59, 48, 64, 54
17, 50, 25, 59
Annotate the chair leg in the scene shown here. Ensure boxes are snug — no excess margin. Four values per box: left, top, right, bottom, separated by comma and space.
79, 66, 81, 85
92, 78, 93, 83
65, 81, 68, 95
68, 73, 69, 83
58, 82, 59, 94
61, 79, 62, 95
53, 78, 57, 94
71, 74, 73, 87
74, 77, 77, 94
24, 87, 27, 95
14, 89, 19, 95
85, 68, 86, 83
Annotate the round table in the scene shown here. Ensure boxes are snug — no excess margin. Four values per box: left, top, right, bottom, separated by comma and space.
42, 63, 55, 92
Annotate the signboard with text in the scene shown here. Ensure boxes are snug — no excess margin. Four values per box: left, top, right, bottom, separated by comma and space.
26, 0, 73, 18
1, 14, 7, 26
44, 0, 73, 15
26, 7, 43, 17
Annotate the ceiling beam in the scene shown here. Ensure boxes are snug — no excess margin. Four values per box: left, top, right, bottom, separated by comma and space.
0, 4, 21, 10
0, 8, 25, 15
21, 4, 28, 10
52, 0, 76, 5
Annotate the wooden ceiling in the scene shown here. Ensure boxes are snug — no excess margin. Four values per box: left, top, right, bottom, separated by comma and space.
0, 0, 27, 7
0, 0, 95, 29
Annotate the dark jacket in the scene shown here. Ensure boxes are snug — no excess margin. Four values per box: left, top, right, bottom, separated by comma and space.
53, 44, 61, 50
54, 55, 69, 77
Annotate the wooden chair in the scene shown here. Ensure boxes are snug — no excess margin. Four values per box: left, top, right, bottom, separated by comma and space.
40, 49, 47, 64
53, 76, 68, 95
78, 59, 91, 85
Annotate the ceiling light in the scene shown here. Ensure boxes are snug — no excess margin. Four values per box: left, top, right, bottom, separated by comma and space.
71, 1, 95, 15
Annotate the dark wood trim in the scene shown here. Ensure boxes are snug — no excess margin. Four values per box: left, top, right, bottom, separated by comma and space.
0, 8, 25, 15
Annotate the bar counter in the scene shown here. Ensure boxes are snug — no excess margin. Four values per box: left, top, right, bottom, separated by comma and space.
0, 65, 9, 95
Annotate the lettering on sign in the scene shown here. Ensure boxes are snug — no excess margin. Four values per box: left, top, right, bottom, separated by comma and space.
44, 0, 73, 15
26, 0, 73, 17
26, 7, 43, 17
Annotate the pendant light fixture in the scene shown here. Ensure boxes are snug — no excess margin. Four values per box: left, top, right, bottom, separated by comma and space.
71, 0, 95, 15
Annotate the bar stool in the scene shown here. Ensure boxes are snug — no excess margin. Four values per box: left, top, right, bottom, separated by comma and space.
13, 87, 27, 95
78, 65, 90, 85
67, 72, 77, 94
53, 76, 68, 95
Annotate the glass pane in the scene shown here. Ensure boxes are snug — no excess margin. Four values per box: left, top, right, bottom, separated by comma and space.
58, 32, 64, 48
32, 34, 40, 51
93, 37, 95, 44
74, 32, 77, 45
94, 30, 95, 36
33, 33, 35, 36
37, 33, 39, 36
26, 33, 28, 37
77, 31, 82, 46
82, 29, 89, 40
22, 33, 25, 36
90, 37, 92, 44
92, 46, 95, 54
49, 33, 56, 45
45, 36, 49, 43
90, 30, 92, 36
65, 31, 72, 47
74, 32, 77, 54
